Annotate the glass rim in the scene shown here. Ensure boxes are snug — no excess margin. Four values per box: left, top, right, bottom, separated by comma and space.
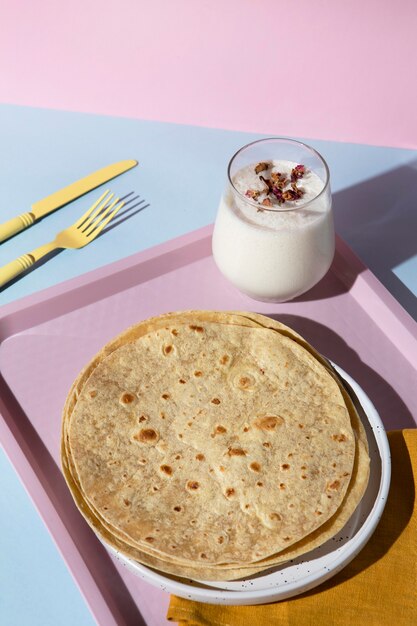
227, 137, 331, 213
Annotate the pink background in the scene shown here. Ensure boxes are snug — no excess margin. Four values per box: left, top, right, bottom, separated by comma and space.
1, 0, 416, 148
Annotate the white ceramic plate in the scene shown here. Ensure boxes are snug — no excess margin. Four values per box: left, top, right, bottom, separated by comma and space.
106, 363, 391, 605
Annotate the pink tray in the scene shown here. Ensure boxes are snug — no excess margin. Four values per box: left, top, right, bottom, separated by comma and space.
1, 225, 416, 626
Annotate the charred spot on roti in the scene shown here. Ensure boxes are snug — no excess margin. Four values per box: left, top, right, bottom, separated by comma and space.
327, 479, 341, 491
195, 453, 205, 461
162, 344, 174, 356
160, 464, 173, 476
138, 415, 147, 423
120, 392, 135, 405
332, 433, 348, 442
227, 447, 246, 457
186, 480, 200, 491
189, 325, 204, 333
225, 487, 235, 498
194, 370, 203, 377
133, 428, 159, 445
161, 393, 170, 400
211, 425, 227, 438
249, 462, 261, 472
89, 390, 97, 398
233, 373, 257, 391
211, 397, 221, 405
254, 415, 284, 431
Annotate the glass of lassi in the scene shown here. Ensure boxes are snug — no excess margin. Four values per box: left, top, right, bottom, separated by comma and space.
212, 138, 334, 302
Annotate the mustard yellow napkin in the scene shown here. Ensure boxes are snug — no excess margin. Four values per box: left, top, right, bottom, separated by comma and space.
167, 429, 416, 626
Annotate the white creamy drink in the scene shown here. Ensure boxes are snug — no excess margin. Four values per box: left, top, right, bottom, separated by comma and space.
212, 152, 334, 302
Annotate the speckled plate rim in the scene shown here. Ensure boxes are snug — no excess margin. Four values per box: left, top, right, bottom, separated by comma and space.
104, 363, 391, 605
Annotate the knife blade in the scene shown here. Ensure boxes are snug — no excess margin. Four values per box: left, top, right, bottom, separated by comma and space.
0, 159, 138, 243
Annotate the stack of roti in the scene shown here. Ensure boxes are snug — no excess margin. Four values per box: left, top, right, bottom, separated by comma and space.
61, 311, 370, 581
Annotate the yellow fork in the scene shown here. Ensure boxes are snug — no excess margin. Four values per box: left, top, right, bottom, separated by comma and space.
0, 190, 124, 288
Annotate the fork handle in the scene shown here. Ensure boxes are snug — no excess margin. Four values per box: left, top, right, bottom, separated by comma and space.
0, 242, 56, 287
0, 254, 37, 287
0, 212, 36, 243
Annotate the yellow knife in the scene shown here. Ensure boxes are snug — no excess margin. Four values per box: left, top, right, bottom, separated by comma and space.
0, 159, 138, 243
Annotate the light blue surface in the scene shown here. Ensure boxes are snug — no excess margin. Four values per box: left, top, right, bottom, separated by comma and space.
0, 449, 95, 626
1, 104, 417, 626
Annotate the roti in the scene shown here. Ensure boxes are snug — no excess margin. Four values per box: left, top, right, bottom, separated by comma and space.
61, 311, 369, 580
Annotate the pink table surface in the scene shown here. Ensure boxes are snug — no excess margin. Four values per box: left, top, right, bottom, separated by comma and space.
1, 0, 416, 149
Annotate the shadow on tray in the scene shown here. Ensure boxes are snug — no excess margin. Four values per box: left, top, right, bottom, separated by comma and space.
265, 313, 416, 430
0, 373, 147, 626
332, 160, 417, 321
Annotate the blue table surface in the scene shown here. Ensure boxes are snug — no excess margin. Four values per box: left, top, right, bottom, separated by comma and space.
1, 104, 416, 626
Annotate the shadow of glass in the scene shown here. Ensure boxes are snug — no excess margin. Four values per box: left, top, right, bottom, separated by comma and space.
263, 313, 415, 430
0, 373, 147, 626
333, 161, 417, 320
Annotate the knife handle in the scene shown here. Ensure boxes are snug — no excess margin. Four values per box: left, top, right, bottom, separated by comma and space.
0, 212, 36, 243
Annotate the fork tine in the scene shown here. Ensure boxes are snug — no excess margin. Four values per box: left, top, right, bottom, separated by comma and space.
87, 192, 115, 225
86, 200, 125, 237
84, 196, 120, 235
74, 190, 112, 228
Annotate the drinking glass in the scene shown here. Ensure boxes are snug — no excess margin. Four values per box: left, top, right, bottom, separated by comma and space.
212, 138, 334, 302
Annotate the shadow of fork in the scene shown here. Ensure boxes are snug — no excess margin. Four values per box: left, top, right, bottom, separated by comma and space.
0, 192, 150, 292
99, 191, 150, 236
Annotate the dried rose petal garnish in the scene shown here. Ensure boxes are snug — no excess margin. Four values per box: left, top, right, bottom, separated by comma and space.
259, 175, 273, 193
254, 162, 270, 174
291, 182, 305, 198
270, 172, 288, 189
245, 189, 261, 200
282, 189, 299, 201
271, 187, 284, 203
290, 164, 305, 182
244, 163, 308, 209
